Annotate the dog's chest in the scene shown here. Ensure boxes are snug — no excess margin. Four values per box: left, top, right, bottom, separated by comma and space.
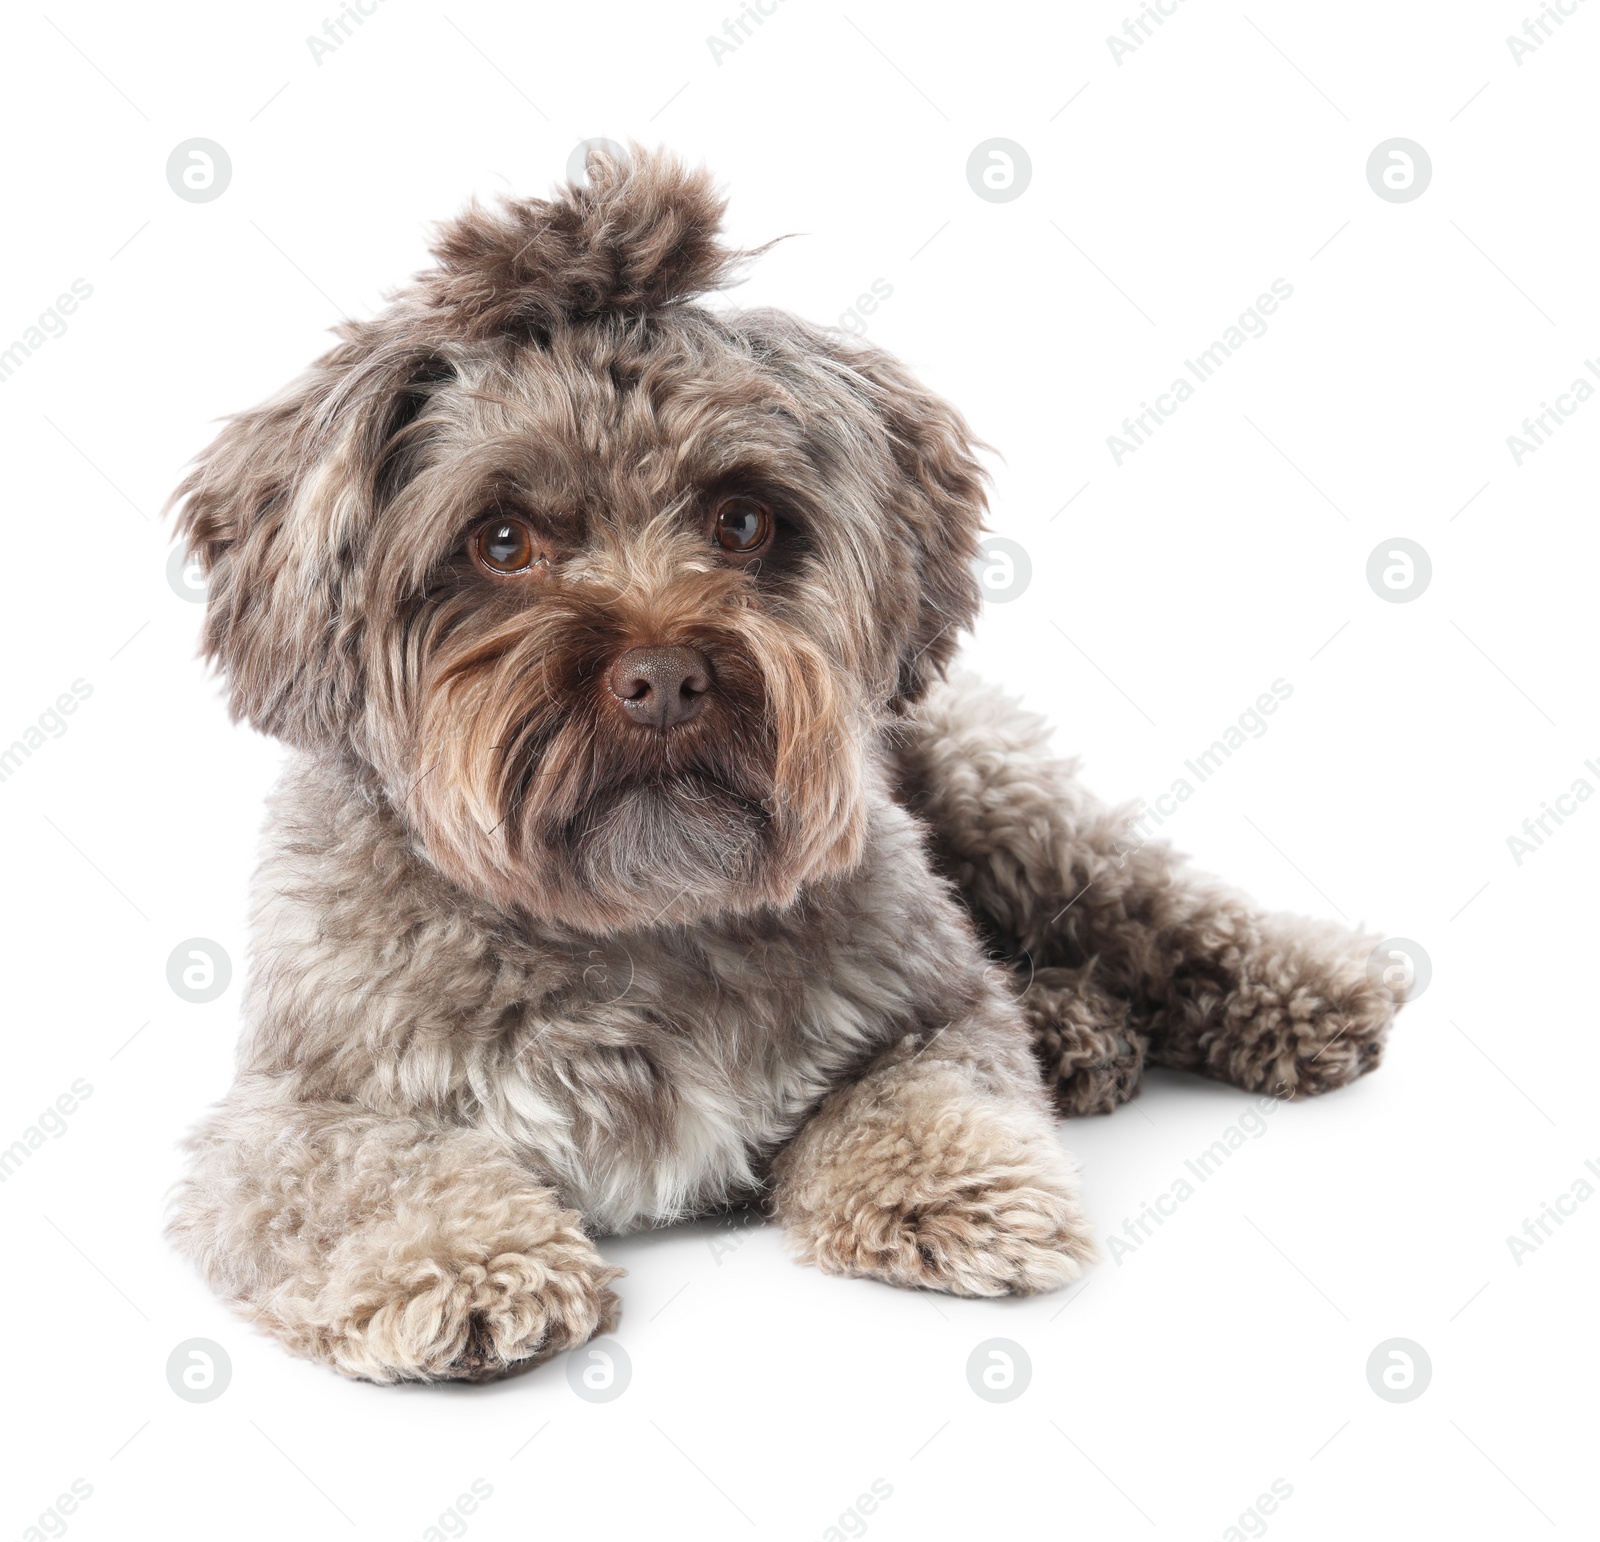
490, 910, 921, 1234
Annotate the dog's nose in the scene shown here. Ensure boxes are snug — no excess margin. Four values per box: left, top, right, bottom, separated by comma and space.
608, 645, 712, 729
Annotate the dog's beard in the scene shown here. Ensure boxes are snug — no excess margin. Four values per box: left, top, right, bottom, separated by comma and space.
393, 573, 868, 932
556, 774, 771, 912
521, 681, 778, 918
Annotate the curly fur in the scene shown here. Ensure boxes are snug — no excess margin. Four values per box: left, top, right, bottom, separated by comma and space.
773, 1048, 1098, 1295
420, 144, 761, 340
171, 1097, 620, 1382
167, 146, 1404, 1383
892, 676, 1402, 1110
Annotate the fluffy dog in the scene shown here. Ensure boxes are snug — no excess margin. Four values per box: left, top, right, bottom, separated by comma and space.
168, 147, 1403, 1382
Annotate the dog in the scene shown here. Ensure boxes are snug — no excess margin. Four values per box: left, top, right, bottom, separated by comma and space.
168, 146, 1404, 1382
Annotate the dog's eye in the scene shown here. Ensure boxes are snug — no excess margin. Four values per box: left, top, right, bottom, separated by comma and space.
473, 516, 539, 575
714, 496, 772, 555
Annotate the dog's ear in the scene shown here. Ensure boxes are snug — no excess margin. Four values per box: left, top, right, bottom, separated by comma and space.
418, 144, 759, 338
730, 314, 988, 708
170, 329, 453, 747
805, 332, 989, 709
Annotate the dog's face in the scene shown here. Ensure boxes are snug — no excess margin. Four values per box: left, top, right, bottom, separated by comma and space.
174, 149, 986, 932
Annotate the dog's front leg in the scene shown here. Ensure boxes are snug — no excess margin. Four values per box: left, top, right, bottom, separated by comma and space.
771, 993, 1098, 1295
169, 1084, 620, 1383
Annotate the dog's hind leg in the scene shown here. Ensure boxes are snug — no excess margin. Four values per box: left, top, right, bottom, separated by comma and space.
168, 1083, 621, 1382
891, 673, 1404, 1105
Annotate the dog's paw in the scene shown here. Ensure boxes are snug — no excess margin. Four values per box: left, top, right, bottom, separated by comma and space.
1195, 917, 1404, 1099
1021, 964, 1150, 1117
776, 1080, 1098, 1296
264, 1205, 623, 1384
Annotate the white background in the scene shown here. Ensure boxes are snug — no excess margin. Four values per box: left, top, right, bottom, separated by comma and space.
1, 2, 1596, 1538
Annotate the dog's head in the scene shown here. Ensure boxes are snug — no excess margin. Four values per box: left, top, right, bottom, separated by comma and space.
173, 147, 987, 931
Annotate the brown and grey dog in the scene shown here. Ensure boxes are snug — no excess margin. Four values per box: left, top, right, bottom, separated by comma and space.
168, 147, 1403, 1383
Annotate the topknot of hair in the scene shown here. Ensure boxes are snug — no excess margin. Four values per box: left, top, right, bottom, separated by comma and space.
417, 144, 754, 339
